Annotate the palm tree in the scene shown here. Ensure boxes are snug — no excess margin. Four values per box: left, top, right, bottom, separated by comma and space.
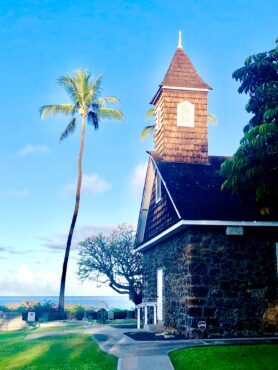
40, 70, 124, 317
141, 108, 217, 140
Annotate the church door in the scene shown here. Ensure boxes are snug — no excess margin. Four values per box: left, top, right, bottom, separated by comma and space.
157, 268, 163, 322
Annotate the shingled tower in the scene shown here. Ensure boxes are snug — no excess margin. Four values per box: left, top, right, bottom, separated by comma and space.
151, 32, 212, 163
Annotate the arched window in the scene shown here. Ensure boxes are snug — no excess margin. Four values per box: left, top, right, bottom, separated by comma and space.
155, 107, 162, 132
177, 101, 195, 127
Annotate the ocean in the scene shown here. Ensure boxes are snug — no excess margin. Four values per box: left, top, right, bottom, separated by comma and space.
0, 296, 134, 310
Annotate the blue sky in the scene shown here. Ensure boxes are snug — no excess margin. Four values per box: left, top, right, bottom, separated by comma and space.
0, 0, 276, 297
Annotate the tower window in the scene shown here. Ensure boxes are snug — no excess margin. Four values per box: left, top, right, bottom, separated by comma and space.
155, 107, 162, 132
177, 101, 195, 127
155, 174, 162, 203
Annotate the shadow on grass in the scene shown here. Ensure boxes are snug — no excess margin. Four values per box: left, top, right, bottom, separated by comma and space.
0, 332, 117, 370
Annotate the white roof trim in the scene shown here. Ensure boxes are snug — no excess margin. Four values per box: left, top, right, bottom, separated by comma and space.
136, 220, 184, 252
150, 156, 181, 219
136, 219, 278, 252
151, 85, 210, 105
163, 85, 210, 92
136, 158, 155, 245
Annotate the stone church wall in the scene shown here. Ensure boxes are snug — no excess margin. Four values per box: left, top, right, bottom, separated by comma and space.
142, 226, 277, 338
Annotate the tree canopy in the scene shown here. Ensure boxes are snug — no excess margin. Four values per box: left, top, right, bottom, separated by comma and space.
77, 224, 143, 305
221, 40, 278, 215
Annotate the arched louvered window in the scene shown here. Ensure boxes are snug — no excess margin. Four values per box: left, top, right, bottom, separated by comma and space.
177, 100, 195, 127
155, 107, 162, 132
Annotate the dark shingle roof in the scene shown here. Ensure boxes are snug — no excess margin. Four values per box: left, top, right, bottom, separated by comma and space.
161, 48, 212, 90
152, 153, 275, 222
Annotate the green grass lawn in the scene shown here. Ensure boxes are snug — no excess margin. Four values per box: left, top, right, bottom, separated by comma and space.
32, 324, 86, 333
0, 330, 117, 370
169, 344, 277, 370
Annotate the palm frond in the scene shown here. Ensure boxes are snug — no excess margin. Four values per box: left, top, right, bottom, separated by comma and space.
40, 104, 74, 119
87, 111, 99, 129
95, 97, 106, 106
87, 74, 104, 103
145, 108, 155, 119
103, 96, 120, 104
57, 75, 81, 103
60, 117, 77, 141
141, 125, 155, 140
75, 70, 90, 102
208, 113, 217, 125
95, 96, 120, 108
98, 108, 124, 121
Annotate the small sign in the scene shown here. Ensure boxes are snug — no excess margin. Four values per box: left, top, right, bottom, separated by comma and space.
108, 310, 115, 320
198, 321, 206, 332
226, 226, 244, 236
27, 312, 36, 322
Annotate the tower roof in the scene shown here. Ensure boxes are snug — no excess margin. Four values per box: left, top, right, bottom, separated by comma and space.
161, 47, 212, 90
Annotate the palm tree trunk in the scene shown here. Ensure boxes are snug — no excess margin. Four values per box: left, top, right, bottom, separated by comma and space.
58, 116, 86, 318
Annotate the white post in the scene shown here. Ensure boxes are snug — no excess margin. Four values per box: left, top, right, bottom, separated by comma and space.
154, 305, 157, 325
144, 305, 148, 326
137, 307, 140, 329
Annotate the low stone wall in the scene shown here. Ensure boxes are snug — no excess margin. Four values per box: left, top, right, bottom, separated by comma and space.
0, 312, 27, 331
143, 226, 277, 338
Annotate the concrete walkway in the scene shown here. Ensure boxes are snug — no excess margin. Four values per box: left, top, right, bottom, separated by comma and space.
25, 324, 278, 370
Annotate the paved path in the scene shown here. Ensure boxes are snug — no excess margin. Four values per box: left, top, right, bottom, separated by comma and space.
25, 325, 278, 370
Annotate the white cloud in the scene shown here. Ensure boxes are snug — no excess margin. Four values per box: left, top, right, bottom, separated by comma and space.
0, 264, 59, 295
0, 190, 31, 197
18, 144, 50, 156
40, 224, 115, 252
130, 161, 147, 196
61, 173, 111, 196
0, 245, 32, 255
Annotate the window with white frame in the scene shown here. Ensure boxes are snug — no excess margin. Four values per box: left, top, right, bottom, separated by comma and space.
155, 173, 162, 203
155, 107, 162, 132
177, 100, 195, 127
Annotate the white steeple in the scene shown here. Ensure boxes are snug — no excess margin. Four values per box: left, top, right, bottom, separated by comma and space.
178, 30, 182, 49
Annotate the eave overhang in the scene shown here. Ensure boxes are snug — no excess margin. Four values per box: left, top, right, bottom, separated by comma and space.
150, 85, 211, 105
135, 219, 278, 253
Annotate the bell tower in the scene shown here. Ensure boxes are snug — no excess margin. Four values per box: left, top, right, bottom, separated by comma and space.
151, 32, 212, 164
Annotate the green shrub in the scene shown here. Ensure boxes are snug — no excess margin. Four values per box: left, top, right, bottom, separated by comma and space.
0, 305, 9, 312
66, 305, 86, 320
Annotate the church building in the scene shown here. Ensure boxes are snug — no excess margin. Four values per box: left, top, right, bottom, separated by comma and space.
134, 34, 278, 338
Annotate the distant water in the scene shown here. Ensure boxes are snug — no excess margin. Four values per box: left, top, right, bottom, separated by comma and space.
0, 296, 134, 310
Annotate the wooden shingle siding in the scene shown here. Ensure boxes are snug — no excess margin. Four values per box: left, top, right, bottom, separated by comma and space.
154, 89, 209, 164
144, 176, 179, 242
151, 46, 211, 165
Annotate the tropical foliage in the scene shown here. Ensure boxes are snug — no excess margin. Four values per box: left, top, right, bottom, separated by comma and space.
221, 40, 278, 215
40, 70, 124, 316
77, 224, 143, 304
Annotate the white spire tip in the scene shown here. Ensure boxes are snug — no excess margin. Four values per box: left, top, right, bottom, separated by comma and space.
178, 30, 182, 48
